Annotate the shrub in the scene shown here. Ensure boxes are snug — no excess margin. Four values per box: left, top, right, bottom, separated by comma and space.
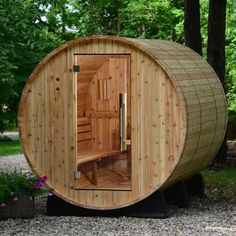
0, 171, 47, 207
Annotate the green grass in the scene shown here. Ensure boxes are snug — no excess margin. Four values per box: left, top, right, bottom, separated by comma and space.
203, 168, 236, 201
0, 140, 22, 156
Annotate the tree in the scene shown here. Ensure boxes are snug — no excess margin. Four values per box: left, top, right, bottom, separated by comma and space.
184, 0, 202, 55
0, 0, 64, 132
225, 0, 236, 111
207, 0, 227, 84
207, 0, 227, 163
69, 0, 125, 36
120, 0, 183, 40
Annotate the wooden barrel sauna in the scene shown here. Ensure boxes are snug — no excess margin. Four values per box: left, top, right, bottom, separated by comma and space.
18, 35, 227, 210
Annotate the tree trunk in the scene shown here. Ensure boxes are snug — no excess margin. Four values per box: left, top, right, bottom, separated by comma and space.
184, 0, 202, 55
207, 0, 226, 83
207, 0, 227, 163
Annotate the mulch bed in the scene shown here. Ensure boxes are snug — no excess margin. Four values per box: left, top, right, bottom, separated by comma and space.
208, 141, 236, 170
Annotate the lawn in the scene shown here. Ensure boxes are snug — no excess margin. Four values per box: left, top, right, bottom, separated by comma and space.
203, 167, 236, 202
0, 140, 22, 156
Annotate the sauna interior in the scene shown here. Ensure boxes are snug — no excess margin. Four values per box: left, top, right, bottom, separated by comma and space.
75, 54, 131, 190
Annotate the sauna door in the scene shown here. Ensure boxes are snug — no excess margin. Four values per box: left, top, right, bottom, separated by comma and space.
75, 54, 131, 190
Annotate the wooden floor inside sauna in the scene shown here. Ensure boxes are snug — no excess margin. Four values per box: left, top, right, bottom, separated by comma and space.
76, 166, 131, 190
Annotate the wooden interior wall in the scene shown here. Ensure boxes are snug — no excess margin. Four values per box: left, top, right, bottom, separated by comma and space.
76, 55, 130, 152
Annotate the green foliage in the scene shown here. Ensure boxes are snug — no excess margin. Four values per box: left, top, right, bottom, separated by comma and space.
0, 171, 47, 204
225, 1, 236, 111
70, 0, 125, 36
0, 0, 235, 133
0, 0, 67, 132
200, 0, 236, 111
0, 1, 40, 131
0, 140, 22, 156
120, 0, 184, 41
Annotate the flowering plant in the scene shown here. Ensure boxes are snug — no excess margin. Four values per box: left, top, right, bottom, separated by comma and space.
0, 171, 48, 208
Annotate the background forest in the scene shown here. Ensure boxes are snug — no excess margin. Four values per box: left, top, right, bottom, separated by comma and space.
0, 0, 235, 140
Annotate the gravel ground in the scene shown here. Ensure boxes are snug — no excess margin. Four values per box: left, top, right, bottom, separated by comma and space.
0, 132, 19, 141
0, 154, 236, 236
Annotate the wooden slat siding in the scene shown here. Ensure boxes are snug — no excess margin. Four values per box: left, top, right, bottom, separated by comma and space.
32, 71, 38, 167
126, 57, 131, 142
60, 54, 67, 194
64, 51, 73, 198
77, 75, 95, 84
104, 61, 110, 150
166, 73, 175, 172
78, 125, 90, 133
39, 69, 46, 173
92, 74, 99, 150
53, 55, 62, 191
96, 61, 105, 151
43, 65, 49, 181
144, 57, 152, 190
97, 61, 103, 150
77, 117, 92, 151
25, 78, 35, 169
88, 111, 118, 118
159, 67, 167, 184
77, 118, 89, 125
110, 57, 118, 151
109, 57, 117, 112
103, 75, 107, 100
197, 77, 226, 168
153, 62, 160, 185
130, 48, 139, 197
39, 64, 45, 174
140, 52, 146, 195
77, 131, 91, 141
182, 63, 215, 166
173, 77, 182, 164
165, 72, 171, 176
18, 36, 227, 210
46, 62, 55, 187
98, 80, 103, 100
107, 79, 111, 100
128, 38, 224, 190
62, 54, 69, 195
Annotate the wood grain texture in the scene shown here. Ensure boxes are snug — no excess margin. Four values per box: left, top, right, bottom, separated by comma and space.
18, 36, 227, 210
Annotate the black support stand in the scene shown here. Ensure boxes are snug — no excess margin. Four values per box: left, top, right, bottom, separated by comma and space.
46, 190, 167, 218
164, 181, 189, 207
46, 173, 205, 218
184, 173, 205, 197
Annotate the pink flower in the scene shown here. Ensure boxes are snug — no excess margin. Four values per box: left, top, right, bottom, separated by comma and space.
34, 182, 42, 190
29, 196, 33, 202
48, 192, 53, 196
39, 176, 48, 183
0, 203, 6, 208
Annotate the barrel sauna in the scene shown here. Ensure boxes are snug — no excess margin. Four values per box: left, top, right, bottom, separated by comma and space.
18, 36, 227, 210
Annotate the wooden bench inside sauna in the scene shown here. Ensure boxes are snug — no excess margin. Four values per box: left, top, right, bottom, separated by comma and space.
76, 55, 131, 190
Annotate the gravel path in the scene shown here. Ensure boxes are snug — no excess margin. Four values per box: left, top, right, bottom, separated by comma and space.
0, 132, 19, 141
0, 155, 236, 236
